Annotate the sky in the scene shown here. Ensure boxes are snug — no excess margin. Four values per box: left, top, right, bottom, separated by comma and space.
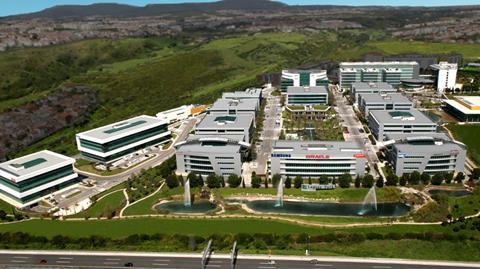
2, 0, 480, 17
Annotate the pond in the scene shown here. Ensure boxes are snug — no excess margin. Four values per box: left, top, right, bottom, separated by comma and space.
227, 199, 411, 217
155, 200, 216, 214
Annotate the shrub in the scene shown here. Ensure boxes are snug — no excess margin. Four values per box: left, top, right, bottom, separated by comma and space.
362, 174, 375, 188
294, 176, 303, 189
285, 176, 292, 189
272, 174, 281, 187
421, 173, 431, 185
251, 176, 262, 188
431, 173, 444, 186
386, 174, 398, 186
227, 174, 241, 188
376, 177, 384, 188
409, 171, 421, 185
354, 176, 361, 188
455, 172, 465, 183
338, 173, 352, 188
206, 174, 221, 189
165, 174, 179, 189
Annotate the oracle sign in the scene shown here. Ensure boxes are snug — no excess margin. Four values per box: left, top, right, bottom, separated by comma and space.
305, 154, 330, 159
353, 153, 366, 158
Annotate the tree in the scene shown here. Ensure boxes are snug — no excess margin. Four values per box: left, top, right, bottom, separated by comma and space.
421, 173, 431, 185
354, 176, 361, 188
338, 173, 352, 188
431, 173, 444, 186
409, 171, 421, 185
445, 172, 454, 184
219, 175, 225, 187
206, 174, 220, 189
386, 174, 398, 186
399, 174, 407, 186
251, 175, 261, 188
285, 176, 292, 189
178, 175, 184, 186
0, 210, 6, 220
227, 174, 241, 188
264, 178, 268, 188
362, 174, 375, 188
187, 172, 199, 187
165, 174, 179, 189
272, 174, 281, 187
455, 172, 465, 183
471, 168, 480, 180
294, 176, 303, 189
376, 176, 384, 188
319, 175, 329, 184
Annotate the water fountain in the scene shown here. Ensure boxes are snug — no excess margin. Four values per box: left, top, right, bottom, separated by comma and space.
184, 179, 192, 207
358, 186, 377, 215
274, 177, 284, 207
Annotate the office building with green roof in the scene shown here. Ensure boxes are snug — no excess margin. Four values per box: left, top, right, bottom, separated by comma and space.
76, 115, 170, 164
0, 150, 78, 208
280, 69, 329, 92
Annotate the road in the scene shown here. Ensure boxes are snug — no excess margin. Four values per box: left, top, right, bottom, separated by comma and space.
255, 89, 281, 176
333, 89, 379, 177
0, 251, 478, 269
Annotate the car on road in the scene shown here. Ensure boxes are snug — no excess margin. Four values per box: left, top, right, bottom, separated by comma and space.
38, 259, 48, 264
309, 259, 319, 264
124, 262, 133, 267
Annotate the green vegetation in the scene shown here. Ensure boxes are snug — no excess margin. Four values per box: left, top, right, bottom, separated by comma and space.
448, 123, 480, 165
449, 188, 480, 219
2, 32, 479, 157
123, 187, 183, 216
72, 190, 126, 219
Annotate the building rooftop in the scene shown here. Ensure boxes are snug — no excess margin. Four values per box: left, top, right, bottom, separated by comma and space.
282, 69, 326, 74
430, 62, 458, 70
360, 93, 411, 104
386, 133, 451, 142
444, 96, 480, 115
77, 115, 166, 143
196, 114, 254, 130
287, 86, 328, 94
340, 61, 419, 66
175, 134, 249, 154
351, 82, 395, 91
392, 135, 465, 154
0, 150, 74, 181
272, 140, 364, 157
209, 98, 258, 111
369, 109, 435, 124
222, 88, 262, 100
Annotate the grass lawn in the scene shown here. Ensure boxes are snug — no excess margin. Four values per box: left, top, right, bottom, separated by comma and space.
215, 187, 401, 203
72, 190, 126, 219
449, 188, 480, 218
123, 187, 183, 216
0, 199, 15, 214
0, 217, 469, 238
448, 123, 480, 165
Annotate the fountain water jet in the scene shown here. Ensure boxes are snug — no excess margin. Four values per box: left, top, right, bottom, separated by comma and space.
274, 177, 284, 207
184, 179, 192, 207
358, 186, 377, 215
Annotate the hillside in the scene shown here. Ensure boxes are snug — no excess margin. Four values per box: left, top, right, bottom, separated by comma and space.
4, 0, 288, 19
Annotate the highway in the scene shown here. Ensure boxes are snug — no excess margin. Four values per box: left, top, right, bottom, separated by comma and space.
0, 251, 479, 269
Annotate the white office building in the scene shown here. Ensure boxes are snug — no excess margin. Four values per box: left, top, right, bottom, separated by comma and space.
430, 62, 457, 93
368, 109, 437, 142
339, 62, 419, 89
195, 114, 255, 142
175, 134, 250, 178
156, 105, 193, 124
286, 86, 328, 105
76, 115, 170, 164
351, 82, 397, 105
359, 93, 413, 117
385, 133, 466, 177
0, 150, 78, 207
281, 69, 329, 91
208, 99, 258, 118
222, 88, 262, 101
270, 141, 366, 178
